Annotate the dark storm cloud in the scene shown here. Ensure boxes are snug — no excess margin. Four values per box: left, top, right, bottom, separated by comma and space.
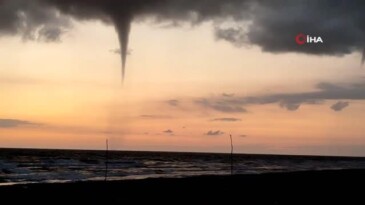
37, 26, 65, 42
247, 1, 365, 55
206, 130, 224, 136
0, 119, 41, 128
42, 0, 253, 81
198, 81, 365, 112
0, 0, 70, 42
1, 0, 364, 82
215, 27, 247, 47
212, 118, 241, 122
215, 1, 365, 56
331, 101, 349, 111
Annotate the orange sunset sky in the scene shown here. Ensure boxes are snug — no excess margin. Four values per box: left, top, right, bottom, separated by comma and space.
1, 1, 365, 156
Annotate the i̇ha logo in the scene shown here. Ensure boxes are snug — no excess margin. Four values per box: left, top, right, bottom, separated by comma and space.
295, 33, 323, 45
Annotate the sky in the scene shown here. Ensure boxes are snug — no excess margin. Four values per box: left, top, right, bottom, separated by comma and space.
1, 0, 365, 156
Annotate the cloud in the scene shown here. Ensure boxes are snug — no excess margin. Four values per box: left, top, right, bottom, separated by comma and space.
196, 80, 365, 111
163, 129, 173, 134
215, 1, 365, 56
279, 102, 302, 111
38, 0, 253, 81
331, 101, 349, 111
52, 0, 365, 57
140, 115, 172, 119
238, 81, 364, 110
0, 0, 70, 42
362, 47, 365, 66
0, 119, 41, 128
212, 118, 241, 122
195, 98, 247, 113
37, 26, 65, 42
167, 99, 179, 107
215, 27, 247, 47
239, 135, 247, 138
1, 1, 364, 82
222, 93, 234, 97
206, 130, 224, 136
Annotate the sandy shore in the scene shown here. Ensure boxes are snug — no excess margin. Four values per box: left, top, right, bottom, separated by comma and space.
1, 169, 364, 204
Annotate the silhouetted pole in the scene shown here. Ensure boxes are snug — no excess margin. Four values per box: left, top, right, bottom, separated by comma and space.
230, 134, 233, 175
105, 139, 109, 181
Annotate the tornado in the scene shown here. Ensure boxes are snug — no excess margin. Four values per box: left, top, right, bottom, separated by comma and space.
111, 12, 132, 82
2, 0, 365, 78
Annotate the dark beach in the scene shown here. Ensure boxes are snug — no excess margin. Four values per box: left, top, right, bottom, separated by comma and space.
1, 169, 364, 204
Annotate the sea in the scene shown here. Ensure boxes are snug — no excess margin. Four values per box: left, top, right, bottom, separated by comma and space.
1, 148, 365, 186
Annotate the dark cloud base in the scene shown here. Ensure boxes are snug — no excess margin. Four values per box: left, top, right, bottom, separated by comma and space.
0, 0, 364, 82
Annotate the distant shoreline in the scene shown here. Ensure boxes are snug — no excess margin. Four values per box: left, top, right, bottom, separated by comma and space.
1, 169, 364, 203
1, 147, 364, 159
